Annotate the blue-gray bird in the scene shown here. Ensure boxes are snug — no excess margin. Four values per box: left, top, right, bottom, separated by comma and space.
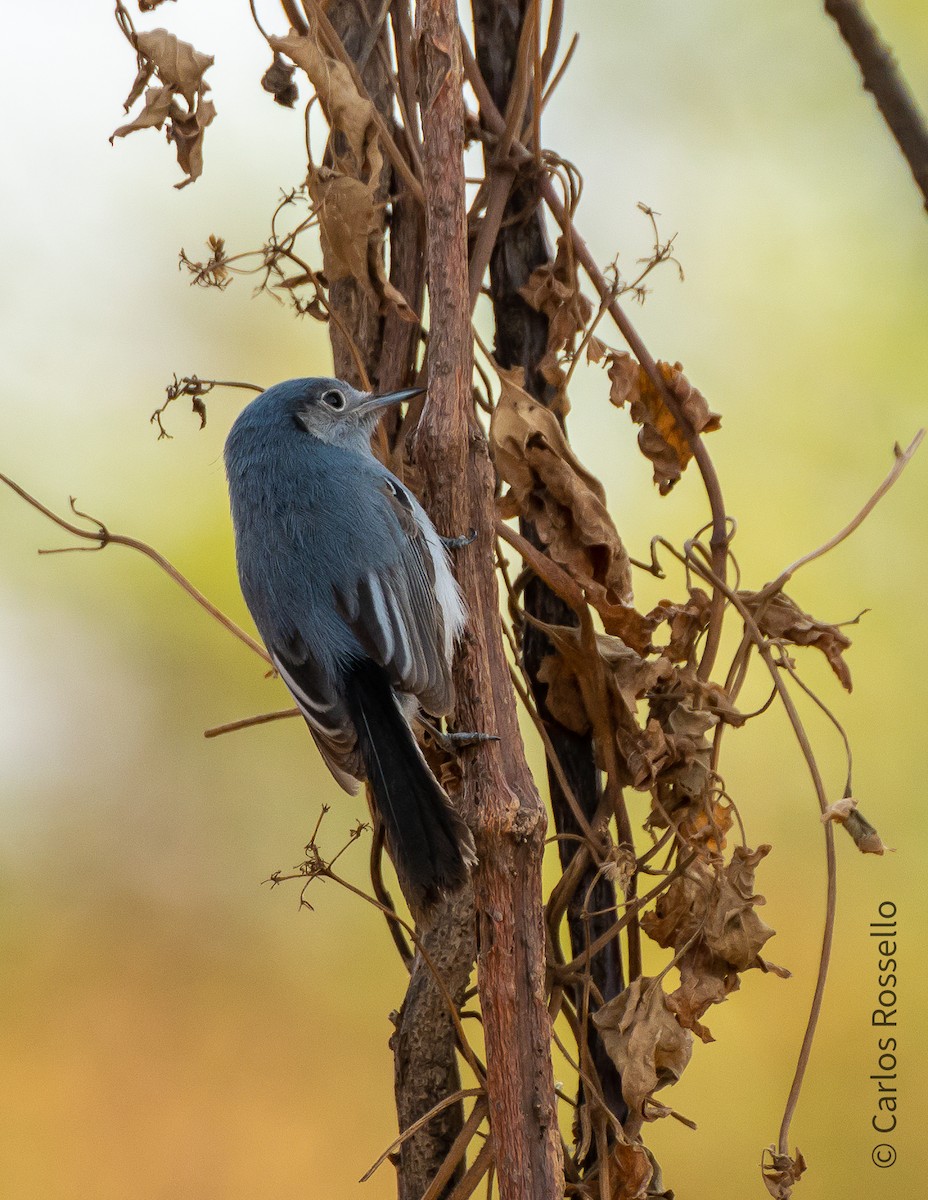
224, 376, 476, 913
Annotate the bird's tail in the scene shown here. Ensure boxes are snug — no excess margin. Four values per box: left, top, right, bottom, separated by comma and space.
343, 658, 476, 916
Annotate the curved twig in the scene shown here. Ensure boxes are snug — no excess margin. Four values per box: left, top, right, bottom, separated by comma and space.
0, 473, 270, 663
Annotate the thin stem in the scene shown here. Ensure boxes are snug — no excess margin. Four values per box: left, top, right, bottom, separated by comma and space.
0, 473, 270, 663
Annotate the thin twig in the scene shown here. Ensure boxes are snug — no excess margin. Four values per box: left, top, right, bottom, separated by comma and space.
758, 430, 924, 598
0, 474, 270, 663
360, 1090, 485, 1182
204, 708, 299, 738
420, 1098, 489, 1200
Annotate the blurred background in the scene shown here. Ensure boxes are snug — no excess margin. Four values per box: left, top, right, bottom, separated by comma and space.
1, 1, 926, 1196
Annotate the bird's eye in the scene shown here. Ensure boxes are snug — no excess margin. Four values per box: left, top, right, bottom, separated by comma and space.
321, 389, 346, 410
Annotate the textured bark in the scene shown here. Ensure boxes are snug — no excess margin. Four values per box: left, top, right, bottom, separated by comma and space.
471, 0, 627, 1132
411, 4, 564, 1198
392, 892, 475, 1200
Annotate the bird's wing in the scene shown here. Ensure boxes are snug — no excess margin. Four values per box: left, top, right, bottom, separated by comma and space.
269, 637, 363, 794
332, 476, 457, 716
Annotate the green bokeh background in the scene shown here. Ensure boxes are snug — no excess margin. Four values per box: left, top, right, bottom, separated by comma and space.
2, 2, 926, 1196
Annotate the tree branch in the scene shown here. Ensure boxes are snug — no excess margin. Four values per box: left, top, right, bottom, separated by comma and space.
825, 0, 928, 211
411, 4, 563, 1196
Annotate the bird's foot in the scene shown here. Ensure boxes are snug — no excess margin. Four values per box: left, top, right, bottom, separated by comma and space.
419, 717, 498, 754
440, 528, 477, 550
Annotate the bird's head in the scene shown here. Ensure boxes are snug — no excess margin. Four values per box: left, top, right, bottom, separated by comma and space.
238, 377, 424, 452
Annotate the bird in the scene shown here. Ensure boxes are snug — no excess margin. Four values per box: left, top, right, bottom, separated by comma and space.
224, 376, 476, 915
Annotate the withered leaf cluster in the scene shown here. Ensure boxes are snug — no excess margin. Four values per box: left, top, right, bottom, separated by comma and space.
270, 26, 415, 323
762, 1149, 807, 1200
111, 28, 216, 189
642, 845, 789, 1042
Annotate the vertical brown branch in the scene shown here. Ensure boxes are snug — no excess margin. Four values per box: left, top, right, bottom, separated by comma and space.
411, 3, 564, 1198
471, 0, 627, 1138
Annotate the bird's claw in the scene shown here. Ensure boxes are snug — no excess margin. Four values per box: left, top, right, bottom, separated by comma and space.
440, 529, 477, 550
437, 728, 500, 752
418, 717, 499, 755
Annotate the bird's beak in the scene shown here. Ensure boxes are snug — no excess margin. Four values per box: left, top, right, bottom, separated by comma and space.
356, 386, 426, 416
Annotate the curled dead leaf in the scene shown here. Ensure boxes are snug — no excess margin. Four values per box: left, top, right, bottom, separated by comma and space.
491, 367, 633, 611
705, 844, 776, 971
262, 52, 299, 108
649, 587, 712, 664
739, 590, 853, 691
821, 796, 857, 824
843, 806, 893, 855
667, 942, 740, 1043
535, 620, 672, 747
642, 845, 782, 974
606, 1140, 653, 1200
606, 354, 720, 494
592, 977, 693, 1116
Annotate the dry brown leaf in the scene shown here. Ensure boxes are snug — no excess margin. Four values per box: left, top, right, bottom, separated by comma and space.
111, 84, 175, 137
168, 97, 216, 189
842, 805, 893, 855
607, 1141, 653, 1200
598, 601, 661, 654
135, 28, 213, 106
535, 622, 673, 750
677, 795, 734, 855
821, 796, 857, 824
271, 31, 374, 170
762, 1149, 807, 1200
311, 169, 378, 284
739, 590, 853, 691
607, 354, 720, 494
592, 977, 692, 1116
643, 845, 782, 973
491, 367, 633, 612
625, 718, 673, 789
667, 942, 740, 1043
640, 867, 710, 952
704, 844, 776, 971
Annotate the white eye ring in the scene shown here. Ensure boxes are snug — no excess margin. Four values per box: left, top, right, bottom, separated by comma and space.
321, 388, 346, 410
